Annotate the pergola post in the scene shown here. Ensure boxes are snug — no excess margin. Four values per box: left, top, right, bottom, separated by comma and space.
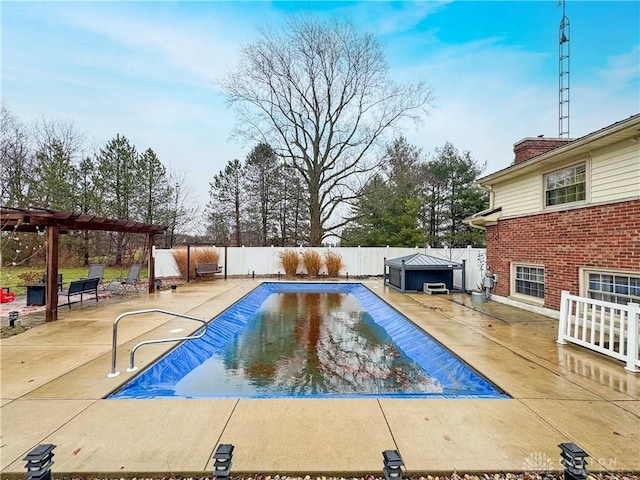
148, 234, 156, 293
2, 208, 168, 322
45, 225, 59, 322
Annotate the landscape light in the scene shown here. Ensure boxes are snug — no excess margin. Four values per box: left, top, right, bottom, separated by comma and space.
212, 443, 234, 480
382, 449, 404, 480
559, 442, 589, 480
23, 444, 56, 480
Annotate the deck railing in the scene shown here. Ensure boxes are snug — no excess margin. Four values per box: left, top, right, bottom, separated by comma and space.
557, 290, 639, 372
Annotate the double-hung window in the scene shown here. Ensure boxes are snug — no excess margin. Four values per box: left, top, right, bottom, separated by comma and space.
544, 163, 586, 207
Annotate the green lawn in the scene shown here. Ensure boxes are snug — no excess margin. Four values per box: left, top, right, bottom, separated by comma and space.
1, 266, 148, 295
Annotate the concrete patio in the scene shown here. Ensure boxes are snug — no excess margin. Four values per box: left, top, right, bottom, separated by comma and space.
1, 279, 638, 477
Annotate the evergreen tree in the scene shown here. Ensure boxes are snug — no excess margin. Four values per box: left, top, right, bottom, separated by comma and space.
244, 143, 279, 246
274, 164, 310, 246
421, 142, 488, 247
207, 159, 246, 246
137, 148, 173, 225
342, 138, 423, 247
32, 140, 79, 210
93, 134, 141, 264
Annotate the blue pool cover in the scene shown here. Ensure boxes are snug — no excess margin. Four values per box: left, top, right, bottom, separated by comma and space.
109, 283, 508, 399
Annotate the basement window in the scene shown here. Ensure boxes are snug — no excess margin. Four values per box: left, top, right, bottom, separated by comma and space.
585, 271, 640, 305
544, 163, 586, 206
513, 264, 545, 299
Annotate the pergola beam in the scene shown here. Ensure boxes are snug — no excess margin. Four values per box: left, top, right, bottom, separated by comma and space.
1, 207, 168, 322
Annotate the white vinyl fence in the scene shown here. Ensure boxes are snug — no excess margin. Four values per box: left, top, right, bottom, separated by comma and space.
154, 246, 486, 292
557, 290, 640, 372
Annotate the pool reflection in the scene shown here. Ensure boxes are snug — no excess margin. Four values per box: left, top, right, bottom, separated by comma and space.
176, 292, 441, 396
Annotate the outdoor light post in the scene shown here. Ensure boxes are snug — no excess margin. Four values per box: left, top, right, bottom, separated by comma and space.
382, 449, 404, 480
212, 443, 234, 480
8, 310, 19, 327
559, 442, 589, 480
23, 444, 56, 480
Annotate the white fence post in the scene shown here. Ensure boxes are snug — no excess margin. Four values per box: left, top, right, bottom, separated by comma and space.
625, 302, 640, 373
557, 290, 570, 345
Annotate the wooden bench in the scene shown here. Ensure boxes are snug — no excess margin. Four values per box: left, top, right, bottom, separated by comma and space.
58, 278, 100, 307
195, 263, 222, 277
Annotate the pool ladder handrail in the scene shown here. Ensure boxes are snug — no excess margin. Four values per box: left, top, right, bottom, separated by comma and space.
107, 308, 208, 378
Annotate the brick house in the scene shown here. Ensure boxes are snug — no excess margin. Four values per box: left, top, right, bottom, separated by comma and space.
465, 114, 640, 317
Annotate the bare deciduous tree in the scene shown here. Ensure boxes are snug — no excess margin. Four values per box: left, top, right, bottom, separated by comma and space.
1, 106, 33, 208
220, 17, 433, 245
168, 170, 201, 246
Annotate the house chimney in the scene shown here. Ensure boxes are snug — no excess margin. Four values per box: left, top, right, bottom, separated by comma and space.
513, 137, 571, 164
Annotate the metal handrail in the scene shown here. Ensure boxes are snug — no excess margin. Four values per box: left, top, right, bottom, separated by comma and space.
107, 308, 207, 378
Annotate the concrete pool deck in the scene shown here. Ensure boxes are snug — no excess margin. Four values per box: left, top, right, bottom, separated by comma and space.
1, 279, 638, 476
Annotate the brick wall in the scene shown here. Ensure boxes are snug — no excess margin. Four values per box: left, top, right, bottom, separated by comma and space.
486, 199, 640, 311
513, 138, 571, 164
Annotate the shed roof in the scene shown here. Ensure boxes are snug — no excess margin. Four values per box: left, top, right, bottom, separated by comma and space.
385, 253, 463, 270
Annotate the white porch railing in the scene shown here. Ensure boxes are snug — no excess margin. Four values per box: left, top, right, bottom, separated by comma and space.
557, 290, 640, 373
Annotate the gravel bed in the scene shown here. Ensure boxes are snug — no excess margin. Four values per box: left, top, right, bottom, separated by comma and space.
54, 474, 639, 480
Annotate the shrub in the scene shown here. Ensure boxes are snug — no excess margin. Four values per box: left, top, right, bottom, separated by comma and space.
18, 271, 44, 285
301, 250, 323, 277
324, 250, 344, 278
279, 249, 300, 277
172, 248, 220, 280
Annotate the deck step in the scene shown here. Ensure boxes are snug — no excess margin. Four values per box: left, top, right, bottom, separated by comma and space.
423, 283, 449, 295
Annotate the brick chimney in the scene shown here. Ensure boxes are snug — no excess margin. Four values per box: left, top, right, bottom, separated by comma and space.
513, 137, 572, 164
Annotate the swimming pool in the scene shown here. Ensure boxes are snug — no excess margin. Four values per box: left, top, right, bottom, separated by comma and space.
109, 283, 507, 399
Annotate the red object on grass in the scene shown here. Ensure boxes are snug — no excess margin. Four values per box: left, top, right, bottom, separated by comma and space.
1, 287, 15, 303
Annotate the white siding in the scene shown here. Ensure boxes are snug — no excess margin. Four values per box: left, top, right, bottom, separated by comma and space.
493, 174, 541, 217
492, 141, 639, 217
591, 142, 640, 203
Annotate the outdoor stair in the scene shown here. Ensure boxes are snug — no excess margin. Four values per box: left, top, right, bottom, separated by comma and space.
423, 282, 449, 294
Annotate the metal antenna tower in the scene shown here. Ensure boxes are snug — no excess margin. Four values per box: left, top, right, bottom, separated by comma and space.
558, 0, 570, 138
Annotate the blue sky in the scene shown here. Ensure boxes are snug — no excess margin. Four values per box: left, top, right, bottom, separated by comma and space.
2, 1, 639, 211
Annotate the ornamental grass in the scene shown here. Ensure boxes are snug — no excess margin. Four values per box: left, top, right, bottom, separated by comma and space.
279, 249, 300, 277
324, 250, 344, 278
172, 248, 220, 280
301, 250, 323, 277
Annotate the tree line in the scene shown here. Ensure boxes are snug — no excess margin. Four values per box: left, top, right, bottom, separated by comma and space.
206, 137, 487, 248
342, 137, 487, 247
1, 106, 196, 266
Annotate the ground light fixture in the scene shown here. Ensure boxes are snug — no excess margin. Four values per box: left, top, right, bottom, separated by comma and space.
23, 444, 56, 480
212, 443, 234, 480
559, 442, 589, 480
382, 449, 404, 480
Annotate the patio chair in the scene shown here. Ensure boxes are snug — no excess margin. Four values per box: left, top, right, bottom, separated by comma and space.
41, 273, 64, 291
84, 264, 105, 281
106, 264, 141, 293
80, 264, 105, 288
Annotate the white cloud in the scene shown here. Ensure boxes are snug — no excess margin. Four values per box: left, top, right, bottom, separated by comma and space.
594, 45, 640, 87
40, 2, 253, 87
351, 1, 449, 35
